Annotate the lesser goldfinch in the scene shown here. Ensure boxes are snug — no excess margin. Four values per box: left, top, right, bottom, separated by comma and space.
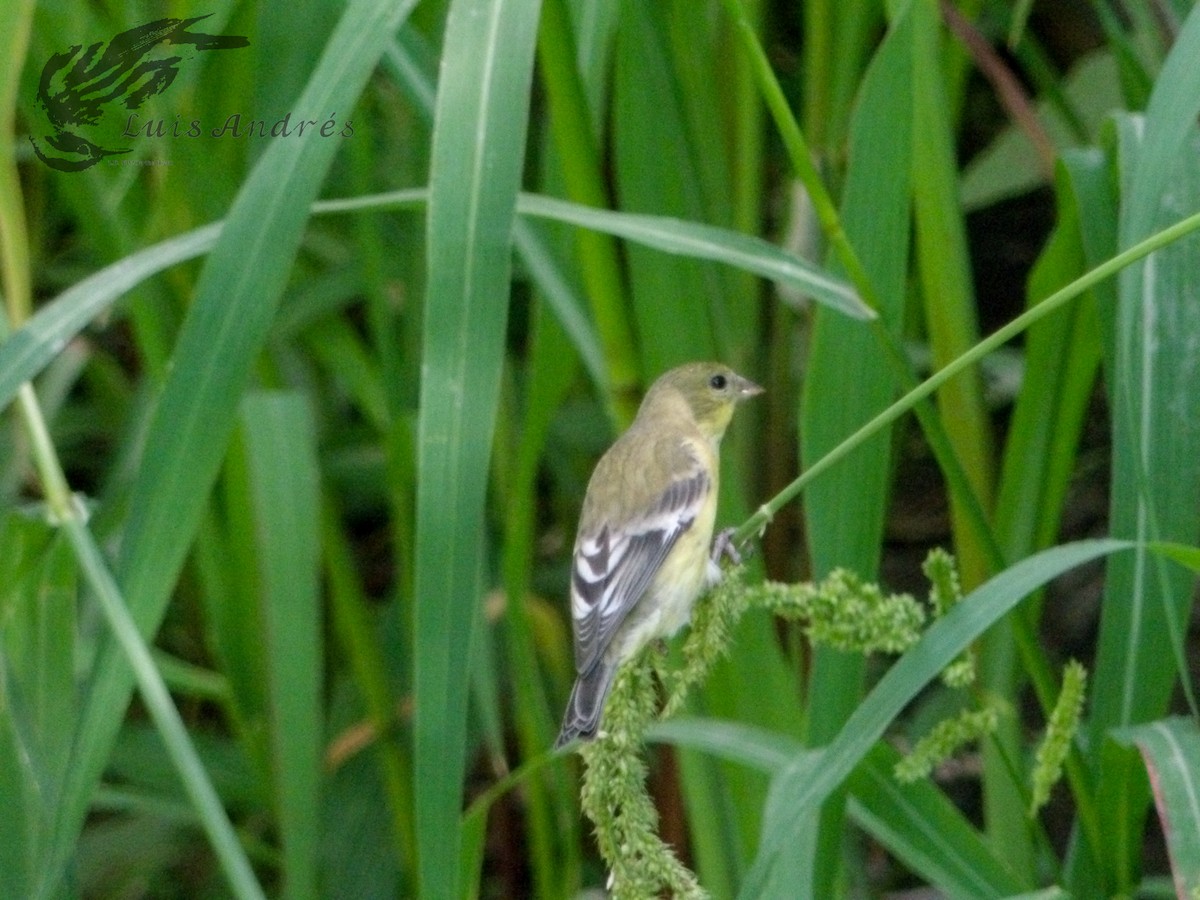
555, 362, 763, 748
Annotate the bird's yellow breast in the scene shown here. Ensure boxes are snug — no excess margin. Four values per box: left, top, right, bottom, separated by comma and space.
607, 463, 719, 663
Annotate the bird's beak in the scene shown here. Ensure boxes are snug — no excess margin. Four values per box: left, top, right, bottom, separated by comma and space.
736, 375, 765, 399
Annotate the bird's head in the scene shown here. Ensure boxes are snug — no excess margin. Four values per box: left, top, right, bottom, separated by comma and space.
642, 362, 763, 439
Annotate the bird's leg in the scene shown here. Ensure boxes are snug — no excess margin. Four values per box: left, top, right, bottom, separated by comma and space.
710, 526, 744, 566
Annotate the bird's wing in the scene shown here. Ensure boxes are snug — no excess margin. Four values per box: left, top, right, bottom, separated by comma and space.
570, 459, 711, 675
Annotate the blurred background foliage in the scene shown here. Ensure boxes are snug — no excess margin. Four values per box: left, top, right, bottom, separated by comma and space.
2, 0, 1200, 897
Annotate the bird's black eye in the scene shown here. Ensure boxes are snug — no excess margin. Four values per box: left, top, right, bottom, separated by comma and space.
709, 373, 727, 390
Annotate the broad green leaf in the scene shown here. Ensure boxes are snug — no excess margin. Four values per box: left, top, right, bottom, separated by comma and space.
1114, 718, 1200, 898
0, 516, 75, 900
518, 194, 869, 321
412, 0, 542, 896
960, 50, 1122, 210
1089, 10, 1200, 888
798, 2, 914, 891
847, 744, 1027, 899
612, 0, 720, 372
1149, 541, 1200, 572
241, 393, 322, 900
0, 224, 221, 411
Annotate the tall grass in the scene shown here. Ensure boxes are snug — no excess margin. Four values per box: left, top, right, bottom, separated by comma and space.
2, 0, 1199, 897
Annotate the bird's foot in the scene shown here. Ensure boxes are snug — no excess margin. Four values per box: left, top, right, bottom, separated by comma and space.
710, 527, 746, 566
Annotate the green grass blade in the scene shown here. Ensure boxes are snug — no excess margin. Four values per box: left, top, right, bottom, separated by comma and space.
847, 743, 1027, 899
536, 0, 639, 415
412, 0, 542, 895
240, 393, 322, 900
459, 752, 566, 900
321, 500, 415, 877
1085, 15, 1200, 889
43, 0, 415, 889
910, 0, 994, 589
1091, 19, 1200, 733
606, 11, 815, 882
1149, 542, 1200, 573
1113, 718, 1200, 898
61, 517, 265, 900
495, 303, 584, 899
200, 458, 270, 784
517, 194, 869, 321
735, 205, 1200, 549
0, 183, 861, 413
0, 225, 221, 410
800, 0, 912, 579
612, 0, 719, 371
994, 156, 1108, 560
798, 5, 914, 891
0, 0, 34, 328
1090, 111, 1200, 895
378, 33, 612, 397
739, 539, 1132, 898
649, 718, 810, 775
0, 694, 35, 900
984, 153, 1107, 878
0, 188, 425, 412
1122, 5, 1200, 244
511, 218, 608, 392
653, 719, 1030, 897
1087, 1, 1149, 120
719, 0, 1003, 601
0, 517, 74, 900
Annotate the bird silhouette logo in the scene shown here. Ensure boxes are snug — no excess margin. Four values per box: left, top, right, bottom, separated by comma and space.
30, 15, 248, 172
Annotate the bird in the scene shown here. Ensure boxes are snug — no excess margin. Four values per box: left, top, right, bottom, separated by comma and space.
555, 362, 763, 748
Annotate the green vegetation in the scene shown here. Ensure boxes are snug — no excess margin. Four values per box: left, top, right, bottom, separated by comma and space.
2, 0, 1200, 896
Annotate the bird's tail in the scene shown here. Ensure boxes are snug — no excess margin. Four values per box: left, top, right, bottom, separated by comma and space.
554, 660, 617, 749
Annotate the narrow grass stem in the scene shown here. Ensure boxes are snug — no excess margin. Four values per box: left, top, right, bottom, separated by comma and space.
14, 383, 76, 520
735, 205, 1200, 550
